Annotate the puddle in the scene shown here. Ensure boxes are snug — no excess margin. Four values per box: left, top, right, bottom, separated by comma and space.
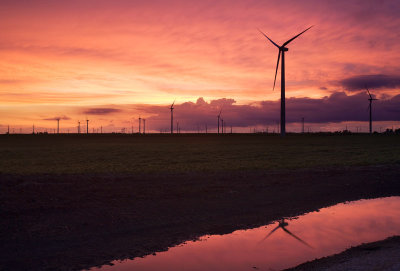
91, 197, 400, 271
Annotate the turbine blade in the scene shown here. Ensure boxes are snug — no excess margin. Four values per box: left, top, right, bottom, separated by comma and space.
282, 26, 314, 47
282, 227, 313, 248
257, 28, 280, 48
171, 99, 176, 108
273, 51, 281, 90
366, 88, 372, 99
259, 225, 280, 243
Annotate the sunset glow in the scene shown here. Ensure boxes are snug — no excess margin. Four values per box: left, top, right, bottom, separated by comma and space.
1, 0, 399, 132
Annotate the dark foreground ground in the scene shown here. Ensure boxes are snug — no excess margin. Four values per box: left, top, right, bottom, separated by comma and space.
1, 134, 400, 270
287, 236, 400, 271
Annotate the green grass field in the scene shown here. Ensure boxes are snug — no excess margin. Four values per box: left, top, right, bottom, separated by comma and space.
0, 133, 399, 174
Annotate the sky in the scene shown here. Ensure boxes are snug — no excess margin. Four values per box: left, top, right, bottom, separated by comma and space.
0, 0, 399, 133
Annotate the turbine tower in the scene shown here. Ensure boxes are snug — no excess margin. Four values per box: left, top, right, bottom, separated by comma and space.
139, 116, 141, 134
258, 26, 313, 136
86, 118, 89, 134
217, 109, 222, 134
56, 118, 60, 134
143, 119, 146, 134
170, 100, 175, 134
78, 121, 81, 134
367, 87, 378, 134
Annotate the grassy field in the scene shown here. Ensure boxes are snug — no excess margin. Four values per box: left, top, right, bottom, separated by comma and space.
0, 133, 399, 175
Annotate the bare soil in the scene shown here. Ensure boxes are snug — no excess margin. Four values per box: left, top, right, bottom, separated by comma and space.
1, 164, 400, 270
287, 236, 400, 271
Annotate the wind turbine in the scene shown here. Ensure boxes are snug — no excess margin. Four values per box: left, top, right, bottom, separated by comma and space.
139, 116, 141, 134
170, 100, 175, 134
78, 121, 81, 134
86, 118, 89, 134
217, 109, 222, 134
56, 118, 60, 134
258, 26, 313, 136
260, 219, 313, 248
366, 87, 378, 134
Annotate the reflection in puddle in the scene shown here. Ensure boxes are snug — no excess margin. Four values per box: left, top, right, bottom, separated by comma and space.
92, 197, 400, 271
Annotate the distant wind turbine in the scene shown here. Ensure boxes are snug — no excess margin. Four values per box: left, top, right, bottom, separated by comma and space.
366, 87, 378, 134
78, 121, 81, 134
56, 118, 60, 134
139, 116, 141, 134
258, 26, 313, 136
170, 100, 175, 134
86, 118, 89, 134
217, 109, 222, 134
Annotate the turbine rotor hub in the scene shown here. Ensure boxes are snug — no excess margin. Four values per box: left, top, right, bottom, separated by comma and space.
280, 47, 289, 51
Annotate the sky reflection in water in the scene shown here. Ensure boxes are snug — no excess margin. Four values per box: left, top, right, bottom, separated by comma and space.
94, 197, 400, 271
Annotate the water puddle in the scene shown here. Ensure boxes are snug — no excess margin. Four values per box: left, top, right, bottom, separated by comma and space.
91, 197, 400, 271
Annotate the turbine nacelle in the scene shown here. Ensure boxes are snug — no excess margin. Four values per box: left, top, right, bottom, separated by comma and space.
280, 47, 289, 52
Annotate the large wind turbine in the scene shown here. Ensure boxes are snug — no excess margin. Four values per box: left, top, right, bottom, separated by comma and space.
366, 87, 378, 134
259, 26, 313, 136
170, 100, 175, 134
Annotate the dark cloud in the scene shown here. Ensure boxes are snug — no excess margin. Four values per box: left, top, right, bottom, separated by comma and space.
83, 108, 121, 115
137, 94, 400, 130
43, 115, 71, 121
340, 74, 400, 91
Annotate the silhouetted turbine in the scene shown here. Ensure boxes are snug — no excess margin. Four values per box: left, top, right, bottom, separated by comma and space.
217, 109, 222, 134
170, 100, 175, 134
366, 87, 378, 134
258, 26, 313, 136
260, 219, 313, 248
56, 118, 60, 134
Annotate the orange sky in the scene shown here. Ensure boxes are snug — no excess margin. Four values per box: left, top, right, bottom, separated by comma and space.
1, 0, 399, 132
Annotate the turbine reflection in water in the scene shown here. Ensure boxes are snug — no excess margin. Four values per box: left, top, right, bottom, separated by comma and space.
260, 218, 313, 248
93, 197, 400, 271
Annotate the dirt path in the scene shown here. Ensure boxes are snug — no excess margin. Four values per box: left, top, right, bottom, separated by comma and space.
1, 164, 400, 270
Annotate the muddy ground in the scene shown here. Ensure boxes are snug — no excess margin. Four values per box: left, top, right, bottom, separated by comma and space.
287, 236, 400, 271
1, 164, 400, 270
